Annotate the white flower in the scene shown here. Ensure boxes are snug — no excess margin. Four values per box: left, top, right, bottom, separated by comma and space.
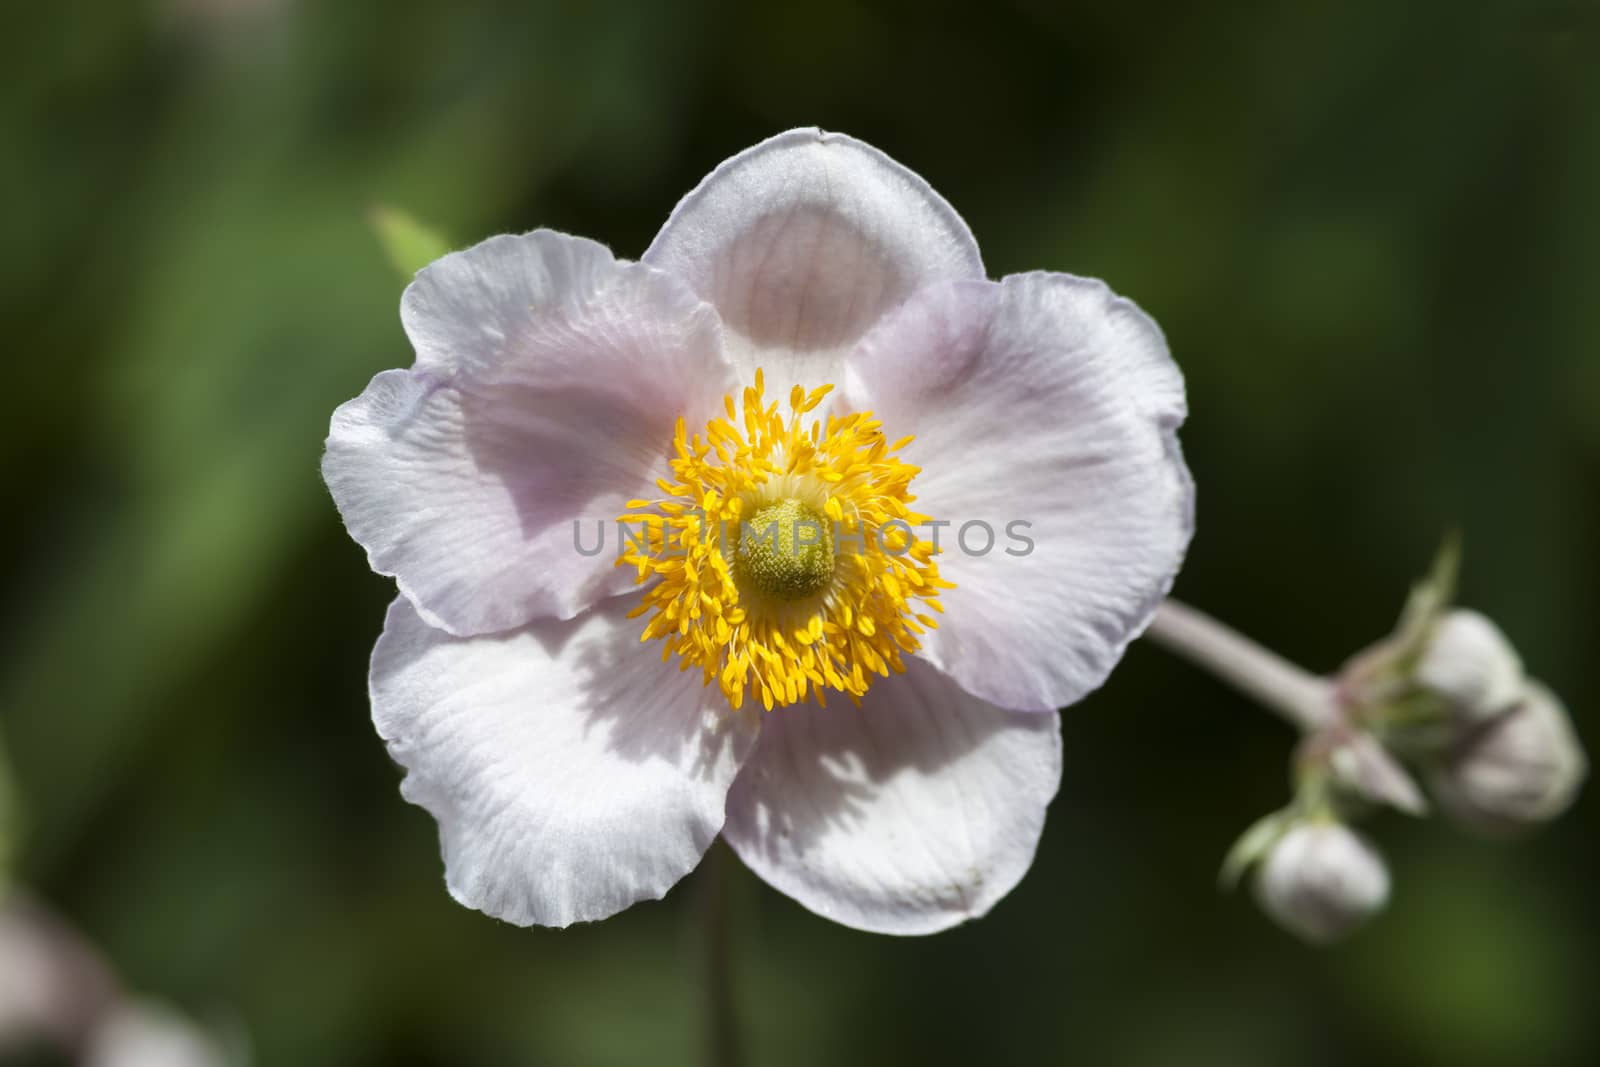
84, 1001, 230, 1067
1414, 609, 1524, 720
1432, 681, 1587, 831
324, 129, 1193, 934
0, 895, 115, 1051
1254, 822, 1390, 944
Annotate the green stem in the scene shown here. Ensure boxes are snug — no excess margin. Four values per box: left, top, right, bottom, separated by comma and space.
700, 842, 742, 1067
1145, 598, 1337, 732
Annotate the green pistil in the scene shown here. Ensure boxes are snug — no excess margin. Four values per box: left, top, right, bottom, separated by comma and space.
735, 498, 835, 601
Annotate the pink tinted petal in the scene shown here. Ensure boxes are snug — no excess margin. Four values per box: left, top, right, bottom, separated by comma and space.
644, 128, 983, 390
324, 230, 738, 636
402, 229, 621, 377
844, 274, 1193, 712
722, 659, 1061, 935
371, 596, 759, 928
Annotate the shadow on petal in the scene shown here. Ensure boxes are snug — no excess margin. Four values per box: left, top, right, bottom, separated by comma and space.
547, 594, 759, 782
461, 381, 680, 544
721, 658, 1062, 933
707, 206, 908, 354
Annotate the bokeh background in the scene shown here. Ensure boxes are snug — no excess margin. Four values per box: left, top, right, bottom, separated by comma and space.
4, 0, 1598, 1064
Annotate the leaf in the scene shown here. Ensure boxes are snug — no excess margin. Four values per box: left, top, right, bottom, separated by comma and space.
1393, 530, 1463, 659
370, 205, 452, 280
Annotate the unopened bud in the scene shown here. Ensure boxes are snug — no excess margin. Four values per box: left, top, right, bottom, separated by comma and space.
1414, 610, 1523, 721
84, 999, 230, 1067
1253, 822, 1389, 944
1432, 681, 1586, 831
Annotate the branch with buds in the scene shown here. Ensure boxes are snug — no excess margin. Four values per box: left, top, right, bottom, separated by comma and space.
0, 891, 237, 1065
1146, 539, 1588, 944
0, 734, 237, 1065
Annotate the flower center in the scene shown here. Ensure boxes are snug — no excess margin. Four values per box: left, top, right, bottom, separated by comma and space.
734, 498, 835, 601
619, 370, 953, 711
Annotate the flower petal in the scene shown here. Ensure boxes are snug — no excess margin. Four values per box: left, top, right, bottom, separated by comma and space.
844, 274, 1194, 712
722, 658, 1061, 936
370, 595, 759, 928
324, 230, 737, 636
644, 128, 984, 389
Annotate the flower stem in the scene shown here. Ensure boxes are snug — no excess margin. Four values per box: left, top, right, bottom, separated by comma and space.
699, 842, 742, 1067
1145, 599, 1336, 731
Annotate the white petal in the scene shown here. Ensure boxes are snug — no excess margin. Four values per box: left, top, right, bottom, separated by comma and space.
370, 596, 759, 928
844, 274, 1194, 712
644, 128, 984, 390
722, 658, 1060, 936
324, 230, 737, 636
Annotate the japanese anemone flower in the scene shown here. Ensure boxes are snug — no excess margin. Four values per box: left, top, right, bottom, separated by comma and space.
323, 129, 1194, 935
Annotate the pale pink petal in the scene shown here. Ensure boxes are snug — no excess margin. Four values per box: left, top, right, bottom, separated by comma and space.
644, 128, 983, 389
844, 274, 1193, 712
324, 230, 737, 636
370, 595, 760, 928
722, 659, 1060, 935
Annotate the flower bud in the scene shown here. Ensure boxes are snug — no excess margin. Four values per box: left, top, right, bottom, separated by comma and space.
1414, 610, 1523, 721
1432, 681, 1586, 831
84, 1000, 230, 1067
1253, 822, 1389, 944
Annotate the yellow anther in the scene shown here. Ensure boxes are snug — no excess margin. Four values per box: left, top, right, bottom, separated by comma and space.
616, 369, 951, 710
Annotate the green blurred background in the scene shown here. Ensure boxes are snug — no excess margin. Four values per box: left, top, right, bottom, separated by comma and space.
3, 0, 1597, 1064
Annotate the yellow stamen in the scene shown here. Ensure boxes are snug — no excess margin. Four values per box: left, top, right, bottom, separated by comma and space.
618, 372, 953, 709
